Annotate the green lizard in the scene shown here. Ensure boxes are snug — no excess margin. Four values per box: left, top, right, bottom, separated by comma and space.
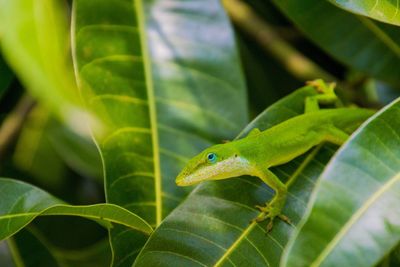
175, 80, 374, 231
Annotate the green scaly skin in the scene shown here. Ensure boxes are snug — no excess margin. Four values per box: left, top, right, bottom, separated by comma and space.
175, 80, 374, 232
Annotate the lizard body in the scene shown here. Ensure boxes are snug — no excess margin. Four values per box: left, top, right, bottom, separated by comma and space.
176, 80, 374, 230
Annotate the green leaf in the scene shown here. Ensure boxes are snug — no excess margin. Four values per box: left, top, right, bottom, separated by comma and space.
0, 0, 85, 124
0, 178, 152, 241
329, 0, 400, 26
72, 0, 248, 265
273, 0, 400, 85
133, 86, 340, 266
283, 98, 400, 267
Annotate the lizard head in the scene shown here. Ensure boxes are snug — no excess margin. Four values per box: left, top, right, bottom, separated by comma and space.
175, 143, 251, 186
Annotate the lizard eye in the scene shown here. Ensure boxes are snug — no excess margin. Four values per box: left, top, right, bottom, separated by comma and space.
207, 153, 217, 164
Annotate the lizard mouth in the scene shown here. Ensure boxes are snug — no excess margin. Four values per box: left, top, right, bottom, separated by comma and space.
175, 178, 185, 186
175, 160, 207, 186
175, 173, 200, 186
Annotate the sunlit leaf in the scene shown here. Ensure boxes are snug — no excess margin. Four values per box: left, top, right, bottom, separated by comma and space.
72, 0, 248, 265
283, 98, 400, 267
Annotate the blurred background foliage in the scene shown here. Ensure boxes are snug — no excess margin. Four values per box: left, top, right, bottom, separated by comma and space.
0, 0, 399, 266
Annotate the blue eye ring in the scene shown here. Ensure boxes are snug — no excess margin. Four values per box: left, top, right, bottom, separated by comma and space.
207, 153, 217, 163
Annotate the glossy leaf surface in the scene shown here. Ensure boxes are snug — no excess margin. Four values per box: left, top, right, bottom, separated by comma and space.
329, 0, 400, 26
72, 0, 247, 265
133, 87, 341, 266
0, 178, 152, 241
283, 98, 400, 267
273, 0, 400, 85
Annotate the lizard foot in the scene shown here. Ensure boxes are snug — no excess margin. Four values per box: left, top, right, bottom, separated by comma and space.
304, 79, 339, 112
251, 202, 291, 232
306, 79, 336, 94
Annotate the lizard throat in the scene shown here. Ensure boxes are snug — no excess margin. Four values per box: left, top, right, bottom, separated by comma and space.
177, 155, 252, 186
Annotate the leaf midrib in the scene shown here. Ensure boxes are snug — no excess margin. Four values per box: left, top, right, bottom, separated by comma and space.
134, 0, 163, 225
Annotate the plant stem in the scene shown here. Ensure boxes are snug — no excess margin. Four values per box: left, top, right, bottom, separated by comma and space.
222, 0, 335, 82
0, 94, 36, 161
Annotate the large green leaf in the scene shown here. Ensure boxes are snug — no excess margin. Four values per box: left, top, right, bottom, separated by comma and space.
72, 0, 247, 265
0, 178, 152, 241
283, 98, 400, 267
272, 0, 400, 85
329, 0, 400, 26
133, 86, 346, 266
0, 0, 85, 124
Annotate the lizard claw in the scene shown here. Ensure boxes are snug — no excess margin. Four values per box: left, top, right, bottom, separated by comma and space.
306, 79, 335, 94
252, 202, 291, 232
255, 205, 268, 212
266, 219, 274, 233
278, 214, 292, 225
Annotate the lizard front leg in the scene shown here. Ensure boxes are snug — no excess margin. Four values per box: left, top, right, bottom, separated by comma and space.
305, 79, 338, 113
252, 168, 291, 232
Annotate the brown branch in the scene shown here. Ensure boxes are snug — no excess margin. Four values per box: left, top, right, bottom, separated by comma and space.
222, 0, 335, 82
0, 94, 36, 161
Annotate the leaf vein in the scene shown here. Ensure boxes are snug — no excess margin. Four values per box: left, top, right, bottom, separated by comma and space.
311, 172, 400, 265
